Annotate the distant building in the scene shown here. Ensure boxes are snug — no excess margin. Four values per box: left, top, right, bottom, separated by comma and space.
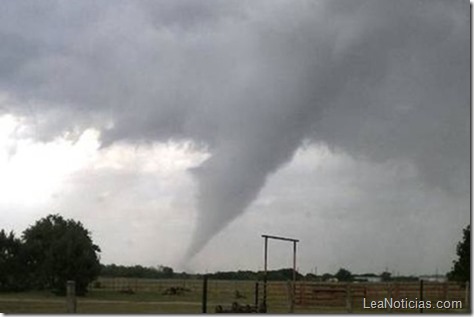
353, 275, 382, 283
366, 276, 382, 283
419, 275, 447, 283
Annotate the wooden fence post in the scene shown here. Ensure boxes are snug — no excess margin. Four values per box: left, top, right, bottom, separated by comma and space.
66, 280, 76, 313
387, 283, 392, 313
465, 281, 470, 309
287, 280, 295, 313
346, 283, 352, 313
419, 280, 424, 313
202, 275, 208, 313
300, 280, 305, 306
443, 282, 448, 301
255, 282, 259, 308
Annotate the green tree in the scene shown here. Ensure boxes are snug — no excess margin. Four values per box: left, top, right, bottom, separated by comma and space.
335, 268, 353, 282
321, 273, 334, 281
0, 230, 30, 291
158, 265, 174, 277
448, 225, 470, 283
380, 271, 391, 282
22, 214, 101, 295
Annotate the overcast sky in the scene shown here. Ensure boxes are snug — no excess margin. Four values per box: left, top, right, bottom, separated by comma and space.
0, 0, 470, 276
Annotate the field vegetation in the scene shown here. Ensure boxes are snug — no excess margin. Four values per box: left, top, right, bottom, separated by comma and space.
1, 215, 469, 313
0, 278, 469, 314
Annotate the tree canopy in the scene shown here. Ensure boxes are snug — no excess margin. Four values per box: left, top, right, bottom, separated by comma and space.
335, 268, 353, 282
22, 214, 101, 295
0, 214, 101, 295
448, 224, 470, 283
380, 271, 392, 282
0, 230, 29, 291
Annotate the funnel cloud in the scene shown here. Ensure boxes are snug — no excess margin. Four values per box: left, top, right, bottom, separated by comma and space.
0, 0, 469, 261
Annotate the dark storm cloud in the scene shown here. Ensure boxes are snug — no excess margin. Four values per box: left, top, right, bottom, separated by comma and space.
0, 0, 469, 258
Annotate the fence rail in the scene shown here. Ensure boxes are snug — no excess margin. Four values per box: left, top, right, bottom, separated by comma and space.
291, 281, 468, 310
89, 277, 469, 313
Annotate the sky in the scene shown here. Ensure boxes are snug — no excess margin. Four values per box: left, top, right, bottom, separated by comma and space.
0, 0, 470, 276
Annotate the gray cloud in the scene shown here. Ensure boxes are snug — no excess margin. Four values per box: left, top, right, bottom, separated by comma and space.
0, 0, 469, 260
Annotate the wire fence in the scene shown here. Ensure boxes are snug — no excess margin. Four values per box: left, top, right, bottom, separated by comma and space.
89, 277, 469, 313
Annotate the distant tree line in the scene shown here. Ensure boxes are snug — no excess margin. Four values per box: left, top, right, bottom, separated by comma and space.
100, 264, 175, 279
97, 265, 424, 283
99, 266, 305, 281
206, 268, 304, 281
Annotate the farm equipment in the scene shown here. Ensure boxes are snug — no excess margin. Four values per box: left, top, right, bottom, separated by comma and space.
215, 302, 263, 313
162, 286, 191, 295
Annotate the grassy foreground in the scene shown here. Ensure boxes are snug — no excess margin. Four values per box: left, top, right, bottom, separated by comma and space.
0, 284, 470, 314
0, 290, 202, 314
0, 290, 342, 314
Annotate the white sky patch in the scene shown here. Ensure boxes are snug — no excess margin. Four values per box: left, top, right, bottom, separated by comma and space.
0, 116, 96, 206
0, 114, 208, 205
0, 117, 210, 270
0, 115, 209, 241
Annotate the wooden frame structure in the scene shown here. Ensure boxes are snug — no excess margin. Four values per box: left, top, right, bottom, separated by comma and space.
261, 234, 299, 312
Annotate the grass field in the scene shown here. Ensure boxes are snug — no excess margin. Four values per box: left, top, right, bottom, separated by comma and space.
0, 278, 470, 314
